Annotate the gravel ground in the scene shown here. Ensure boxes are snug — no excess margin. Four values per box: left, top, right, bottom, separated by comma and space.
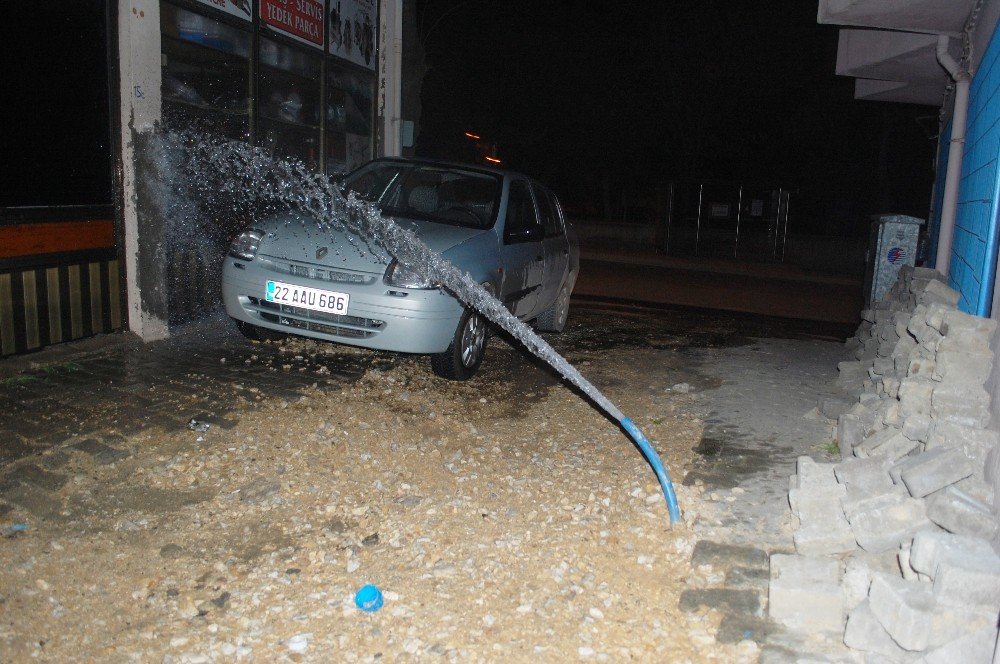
1, 325, 762, 663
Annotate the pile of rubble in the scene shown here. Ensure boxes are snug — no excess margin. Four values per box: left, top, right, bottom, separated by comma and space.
768, 265, 1000, 662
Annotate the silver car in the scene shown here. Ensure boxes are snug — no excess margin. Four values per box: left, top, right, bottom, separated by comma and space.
222, 158, 579, 379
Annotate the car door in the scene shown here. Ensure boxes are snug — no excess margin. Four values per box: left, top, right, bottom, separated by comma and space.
498, 178, 544, 318
534, 183, 570, 309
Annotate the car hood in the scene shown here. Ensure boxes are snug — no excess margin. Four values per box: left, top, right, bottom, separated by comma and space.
255, 213, 490, 273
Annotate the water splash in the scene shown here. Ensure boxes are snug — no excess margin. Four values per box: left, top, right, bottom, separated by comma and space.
153, 129, 681, 521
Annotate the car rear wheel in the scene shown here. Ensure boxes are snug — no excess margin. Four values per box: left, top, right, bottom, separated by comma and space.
536, 284, 570, 332
234, 319, 287, 342
431, 308, 488, 380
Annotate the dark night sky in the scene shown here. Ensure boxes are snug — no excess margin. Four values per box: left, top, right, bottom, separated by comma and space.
415, 0, 938, 232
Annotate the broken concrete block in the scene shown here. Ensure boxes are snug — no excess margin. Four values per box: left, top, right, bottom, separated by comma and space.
842, 551, 904, 611
843, 600, 914, 661
926, 486, 999, 540
898, 448, 974, 498
933, 348, 992, 387
923, 303, 948, 332
930, 383, 990, 429
793, 521, 857, 556
920, 626, 1000, 664
872, 357, 895, 376
834, 457, 894, 494
868, 573, 995, 651
903, 354, 934, 378
845, 491, 931, 553
789, 483, 846, 520
768, 554, 844, 633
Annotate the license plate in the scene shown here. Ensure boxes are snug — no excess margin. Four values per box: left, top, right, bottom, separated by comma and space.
265, 280, 349, 315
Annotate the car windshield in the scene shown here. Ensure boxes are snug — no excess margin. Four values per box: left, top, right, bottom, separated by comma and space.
342, 161, 501, 229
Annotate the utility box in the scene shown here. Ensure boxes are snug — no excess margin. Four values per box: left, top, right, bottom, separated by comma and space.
864, 214, 924, 306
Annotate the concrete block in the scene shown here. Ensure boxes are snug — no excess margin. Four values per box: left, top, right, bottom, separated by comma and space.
820, 397, 853, 420
877, 339, 895, 358
930, 383, 990, 429
768, 554, 844, 633
909, 531, 998, 578
939, 309, 996, 344
933, 348, 992, 387
926, 486, 999, 540
920, 626, 1000, 664
793, 521, 857, 556
842, 550, 905, 611
953, 476, 994, 504
898, 448, 974, 498
856, 429, 920, 462
888, 451, 929, 485
835, 457, 894, 493
918, 280, 960, 307
846, 493, 931, 553
900, 414, 931, 443
844, 600, 914, 661
841, 484, 909, 520
872, 357, 895, 376
839, 360, 869, 384
789, 483, 846, 521
897, 378, 934, 419
868, 573, 995, 651
903, 354, 934, 378
850, 403, 880, 434
926, 421, 999, 472
933, 548, 1000, 612
923, 303, 948, 332
795, 456, 838, 488
838, 414, 864, 461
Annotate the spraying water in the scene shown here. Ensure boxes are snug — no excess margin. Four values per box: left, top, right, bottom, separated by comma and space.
159, 129, 680, 523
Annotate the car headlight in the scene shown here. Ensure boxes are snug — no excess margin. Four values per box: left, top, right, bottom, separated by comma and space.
384, 259, 437, 289
229, 229, 265, 261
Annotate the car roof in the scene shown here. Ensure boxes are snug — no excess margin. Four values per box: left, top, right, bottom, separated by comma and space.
359, 156, 527, 181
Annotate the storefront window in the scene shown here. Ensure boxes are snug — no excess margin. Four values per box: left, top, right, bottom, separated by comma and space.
160, 3, 251, 138
258, 37, 321, 169
326, 64, 374, 175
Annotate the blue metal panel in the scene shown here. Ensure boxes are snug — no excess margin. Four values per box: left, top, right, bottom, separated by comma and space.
950, 21, 1000, 315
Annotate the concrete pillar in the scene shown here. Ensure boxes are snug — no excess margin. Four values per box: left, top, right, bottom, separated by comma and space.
118, 0, 168, 340
378, 0, 403, 157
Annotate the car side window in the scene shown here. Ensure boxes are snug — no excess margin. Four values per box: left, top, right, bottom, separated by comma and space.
535, 185, 564, 238
504, 179, 542, 243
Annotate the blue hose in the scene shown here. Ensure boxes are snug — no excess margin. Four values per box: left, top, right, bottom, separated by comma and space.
620, 417, 682, 524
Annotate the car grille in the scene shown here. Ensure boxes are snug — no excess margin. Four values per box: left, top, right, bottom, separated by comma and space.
257, 256, 378, 285
247, 297, 384, 340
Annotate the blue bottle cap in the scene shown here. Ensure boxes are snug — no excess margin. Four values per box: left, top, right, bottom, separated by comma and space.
354, 583, 384, 612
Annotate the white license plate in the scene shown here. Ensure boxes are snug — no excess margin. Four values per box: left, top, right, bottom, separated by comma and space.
265, 280, 350, 315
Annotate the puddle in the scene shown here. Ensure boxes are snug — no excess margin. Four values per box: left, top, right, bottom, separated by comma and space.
683, 432, 792, 489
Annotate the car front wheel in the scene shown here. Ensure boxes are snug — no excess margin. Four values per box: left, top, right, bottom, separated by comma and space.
431, 308, 488, 380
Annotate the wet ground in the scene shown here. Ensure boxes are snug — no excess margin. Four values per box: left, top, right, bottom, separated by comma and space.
0, 303, 851, 661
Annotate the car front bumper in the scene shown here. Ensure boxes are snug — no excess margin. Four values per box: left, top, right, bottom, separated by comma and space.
222, 257, 463, 354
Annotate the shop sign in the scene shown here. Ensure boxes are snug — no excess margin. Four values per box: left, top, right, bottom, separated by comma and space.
260, 0, 326, 49
193, 0, 252, 22
328, 0, 376, 70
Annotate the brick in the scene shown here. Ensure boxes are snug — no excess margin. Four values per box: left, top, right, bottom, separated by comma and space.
845, 492, 931, 553
837, 415, 864, 461
768, 554, 844, 633
843, 600, 912, 660
868, 573, 995, 651
926, 486, 998, 540
898, 448, 974, 498
834, 457, 893, 493
933, 348, 992, 387
921, 626, 1000, 664
931, 383, 990, 428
